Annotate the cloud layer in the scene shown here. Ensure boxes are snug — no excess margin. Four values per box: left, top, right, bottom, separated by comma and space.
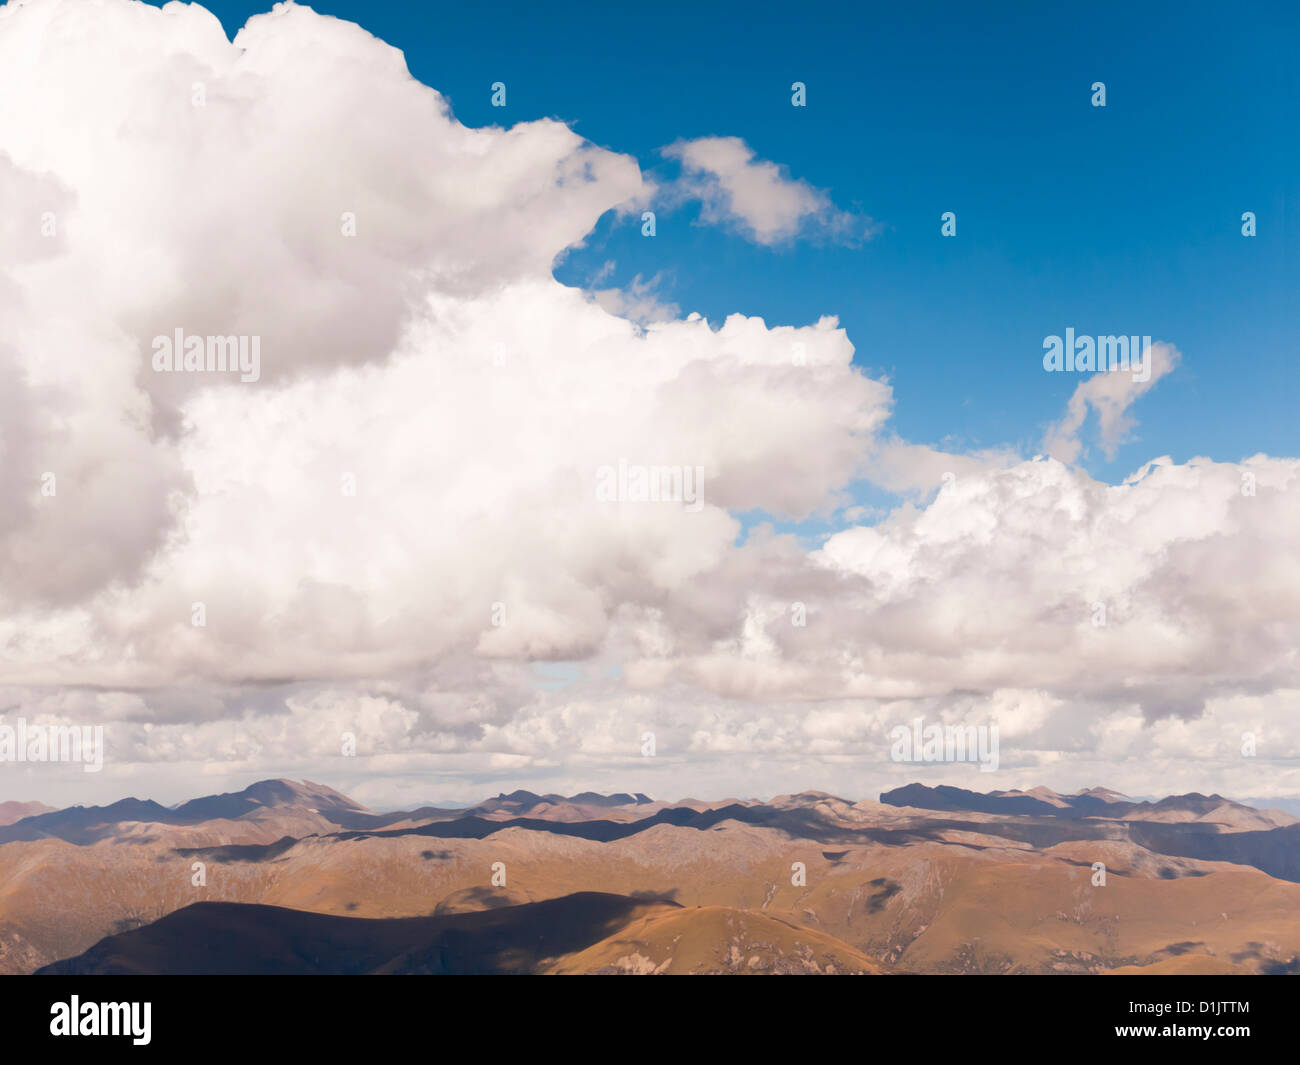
1, 0, 1296, 805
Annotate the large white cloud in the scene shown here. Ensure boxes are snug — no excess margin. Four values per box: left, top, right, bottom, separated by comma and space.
0, 0, 1296, 806
0, 0, 886, 687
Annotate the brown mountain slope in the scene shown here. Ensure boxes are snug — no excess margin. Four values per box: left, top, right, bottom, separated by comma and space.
9, 782, 1300, 975
9, 821, 1300, 975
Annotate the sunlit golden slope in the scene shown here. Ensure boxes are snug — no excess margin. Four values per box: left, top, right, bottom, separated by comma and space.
545, 905, 884, 974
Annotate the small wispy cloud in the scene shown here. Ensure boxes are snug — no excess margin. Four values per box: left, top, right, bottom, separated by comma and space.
661, 135, 872, 246
587, 269, 681, 325
1043, 342, 1181, 463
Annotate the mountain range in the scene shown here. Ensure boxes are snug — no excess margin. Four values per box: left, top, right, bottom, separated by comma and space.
5, 778, 1299, 975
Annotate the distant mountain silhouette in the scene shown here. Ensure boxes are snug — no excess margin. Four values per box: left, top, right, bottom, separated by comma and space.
881, 782, 1251, 822
170, 779, 364, 821
0, 779, 363, 844
0, 779, 662, 844
0, 797, 177, 844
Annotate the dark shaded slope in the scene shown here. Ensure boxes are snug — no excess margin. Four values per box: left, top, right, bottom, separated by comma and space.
37, 892, 678, 975
1128, 822, 1300, 883
325, 789, 655, 831
880, 783, 1244, 823
880, 784, 1062, 817
337, 802, 950, 847
879, 784, 1300, 882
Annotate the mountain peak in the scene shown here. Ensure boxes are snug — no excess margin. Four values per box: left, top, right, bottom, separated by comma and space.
1077, 786, 1128, 801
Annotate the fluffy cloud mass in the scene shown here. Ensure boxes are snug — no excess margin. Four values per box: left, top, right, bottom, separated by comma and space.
1, 0, 1296, 805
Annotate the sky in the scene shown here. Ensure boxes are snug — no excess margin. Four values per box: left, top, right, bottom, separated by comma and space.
169, 0, 1300, 483
0, 0, 1297, 809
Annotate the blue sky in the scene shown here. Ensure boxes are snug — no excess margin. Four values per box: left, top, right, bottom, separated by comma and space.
169, 0, 1297, 490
